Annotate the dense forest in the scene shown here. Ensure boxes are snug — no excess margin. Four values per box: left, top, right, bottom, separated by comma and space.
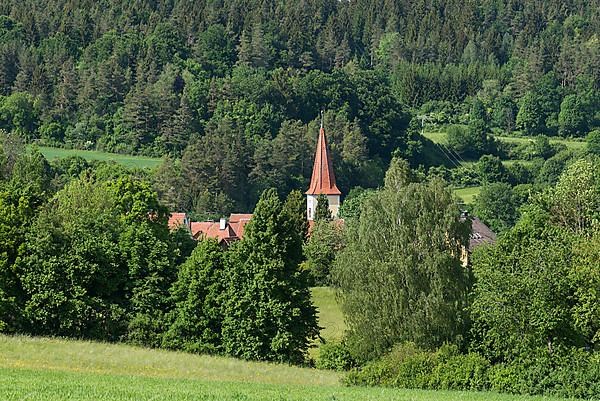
0, 0, 598, 215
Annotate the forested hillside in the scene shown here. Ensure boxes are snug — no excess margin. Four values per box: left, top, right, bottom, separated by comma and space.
0, 0, 598, 215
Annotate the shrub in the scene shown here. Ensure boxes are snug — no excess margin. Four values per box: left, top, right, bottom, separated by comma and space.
429, 350, 491, 391
316, 341, 356, 371
346, 343, 490, 391
587, 129, 600, 155
344, 342, 600, 399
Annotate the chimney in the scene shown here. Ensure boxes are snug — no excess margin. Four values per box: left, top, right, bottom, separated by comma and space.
219, 217, 227, 230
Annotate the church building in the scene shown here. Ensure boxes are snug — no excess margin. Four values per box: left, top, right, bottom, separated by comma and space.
305, 122, 341, 221
169, 123, 342, 242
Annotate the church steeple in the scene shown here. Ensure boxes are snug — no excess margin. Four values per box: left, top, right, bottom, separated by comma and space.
306, 115, 341, 220
306, 118, 341, 196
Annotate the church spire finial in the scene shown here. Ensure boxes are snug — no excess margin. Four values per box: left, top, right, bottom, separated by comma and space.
320, 109, 324, 130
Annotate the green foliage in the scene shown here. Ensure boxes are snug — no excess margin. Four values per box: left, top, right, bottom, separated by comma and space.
587, 130, 600, 155
0, 92, 38, 138
303, 220, 343, 285
316, 341, 356, 371
473, 182, 520, 233
334, 163, 471, 361
338, 187, 375, 220
447, 125, 494, 159
347, 342, 600, 399
558, 94, 588, 137
283, 189, 309, 240
487, 349, 600, 399
19, 178, 128, 339
346, 343, 490, 392
314, 194, 331, 221
550, 157, 600, 233
470, 221, 579, 361
163, 239, 225, 354
476, 155, 509, 183
516, 92, 545, 136
221, 188, 318, 364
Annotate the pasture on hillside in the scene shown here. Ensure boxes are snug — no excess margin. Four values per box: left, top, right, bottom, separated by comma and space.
0, 336, 574, 401
34, 146, 162, 169
422, 130, 586, 150
454, 186, 481, 204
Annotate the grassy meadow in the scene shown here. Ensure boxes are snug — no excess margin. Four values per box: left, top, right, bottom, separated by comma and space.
422, 130, 586, 150
0, 335, 574, 401
454, 186, 481, 204
34, 146, 162, 169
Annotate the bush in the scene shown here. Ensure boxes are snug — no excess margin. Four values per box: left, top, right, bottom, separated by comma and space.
316, 341, 356, 371
587, 129, 600, 155
346, 343, 490, 391
344, 343, 600, 399
429, 349, 491, 391
488, 348, 600, 399
345, 342, 424, 386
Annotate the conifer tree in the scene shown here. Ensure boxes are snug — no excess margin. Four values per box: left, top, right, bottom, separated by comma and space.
221, 188, 318, 364
163, 239, 225, 354
315, 194, 332, 221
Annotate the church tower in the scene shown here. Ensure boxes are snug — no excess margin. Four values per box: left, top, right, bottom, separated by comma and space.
306, 119, 341, 221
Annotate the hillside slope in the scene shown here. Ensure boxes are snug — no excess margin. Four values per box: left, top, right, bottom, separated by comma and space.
0, 335, 576, 401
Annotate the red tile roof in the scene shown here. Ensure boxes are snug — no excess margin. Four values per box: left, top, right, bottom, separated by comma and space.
229, 213, 253, 238
191, 221, 238, 243
168, 212, 189, 230
306, 125, 341, 195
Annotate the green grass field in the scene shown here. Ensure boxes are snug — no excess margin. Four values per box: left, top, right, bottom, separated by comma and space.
454, 186, 481, 204
312, 286, 345, 343
34, 146, 162, 169
0, 335, 572, 401
422, 130, 586, 151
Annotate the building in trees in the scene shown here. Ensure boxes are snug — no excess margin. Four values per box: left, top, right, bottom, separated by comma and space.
168, 122, 344, 242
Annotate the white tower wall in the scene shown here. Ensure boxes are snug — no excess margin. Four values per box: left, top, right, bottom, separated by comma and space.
307, 194, 340, 221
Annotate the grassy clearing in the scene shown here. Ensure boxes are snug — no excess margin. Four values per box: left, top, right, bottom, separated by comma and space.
423, 130, 586, 151
454, 186, 481, 204
0, 336, 572, 401
311, 286, 345, 343
494, 135, 585, 150
422, 131, 448, 144
34, 146, 162, 169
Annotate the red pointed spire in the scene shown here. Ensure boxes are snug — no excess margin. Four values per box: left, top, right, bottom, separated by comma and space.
306, 121, 341, 195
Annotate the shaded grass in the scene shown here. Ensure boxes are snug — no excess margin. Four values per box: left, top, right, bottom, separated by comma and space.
34, 146, 162, 169
0, 336, 573, 401
422, 131, 448, 144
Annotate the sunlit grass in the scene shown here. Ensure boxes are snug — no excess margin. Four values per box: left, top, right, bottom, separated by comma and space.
0, 336, 573, 401
34, 146, 162, 169
454, 186, 481, 204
